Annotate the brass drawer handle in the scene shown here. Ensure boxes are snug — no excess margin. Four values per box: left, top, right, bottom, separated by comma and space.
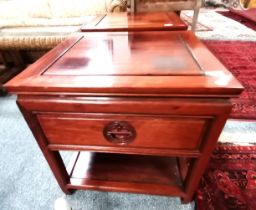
103, 121, 136, 145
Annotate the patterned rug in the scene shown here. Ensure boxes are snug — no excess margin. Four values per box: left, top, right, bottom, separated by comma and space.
197, 145, 256, 210
218, 10, 256, 30
203, 41, 256, 120
230, 8, 256, 23
180, 13, 213, 31
182, 10, 256, 41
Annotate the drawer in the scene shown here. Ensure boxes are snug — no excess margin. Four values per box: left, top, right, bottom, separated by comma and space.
37, 113, 209, 150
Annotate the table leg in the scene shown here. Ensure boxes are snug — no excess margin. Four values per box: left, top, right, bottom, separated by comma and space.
130, 0, 136, 12
17, 100, 73, 194
181, 109, 231, 203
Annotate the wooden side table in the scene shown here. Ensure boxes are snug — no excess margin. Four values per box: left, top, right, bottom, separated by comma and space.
5, 31, 243, 203
81, 12, 187, 32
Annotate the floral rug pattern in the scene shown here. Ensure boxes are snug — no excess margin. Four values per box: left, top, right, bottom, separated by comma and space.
197, 145, 256, 210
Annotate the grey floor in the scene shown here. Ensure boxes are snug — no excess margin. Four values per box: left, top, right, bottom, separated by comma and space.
0, 95, 195, 210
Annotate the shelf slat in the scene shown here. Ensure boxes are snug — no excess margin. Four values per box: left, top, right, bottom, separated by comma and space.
66, 152, 185, 196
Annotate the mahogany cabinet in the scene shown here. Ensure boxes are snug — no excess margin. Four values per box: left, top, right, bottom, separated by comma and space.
5, 31, 243, 203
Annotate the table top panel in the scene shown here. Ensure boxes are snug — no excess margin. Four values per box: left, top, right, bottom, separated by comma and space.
5, 31, 243, 97
43, 32, 202, 76
81, 12, 188, 32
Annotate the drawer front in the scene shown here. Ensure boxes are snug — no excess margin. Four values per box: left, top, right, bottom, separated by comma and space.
37, 113, 208, 150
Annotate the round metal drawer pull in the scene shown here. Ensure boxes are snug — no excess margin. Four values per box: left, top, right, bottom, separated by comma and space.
103, 121, 136, 145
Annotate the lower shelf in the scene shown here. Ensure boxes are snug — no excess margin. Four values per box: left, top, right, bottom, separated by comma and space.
66, 152, 185, 197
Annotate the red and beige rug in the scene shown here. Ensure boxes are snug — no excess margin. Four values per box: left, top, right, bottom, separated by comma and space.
218, 10, 256, 31
182, 9, 256, 41
230, 8, 256, 23
180, 13, 213, 31
196, 13, 256, 206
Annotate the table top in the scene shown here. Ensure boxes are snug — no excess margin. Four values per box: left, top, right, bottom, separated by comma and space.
81, 12, 188, 32
5, 31, 243, 97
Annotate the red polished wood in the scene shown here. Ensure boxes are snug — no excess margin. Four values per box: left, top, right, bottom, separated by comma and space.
4, 31, 243, 203
66, 151, 185, 196
81, 12, 188, 32
38, 113, 207, 150
71, 152, 181, 185
5, 31, 243, 96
